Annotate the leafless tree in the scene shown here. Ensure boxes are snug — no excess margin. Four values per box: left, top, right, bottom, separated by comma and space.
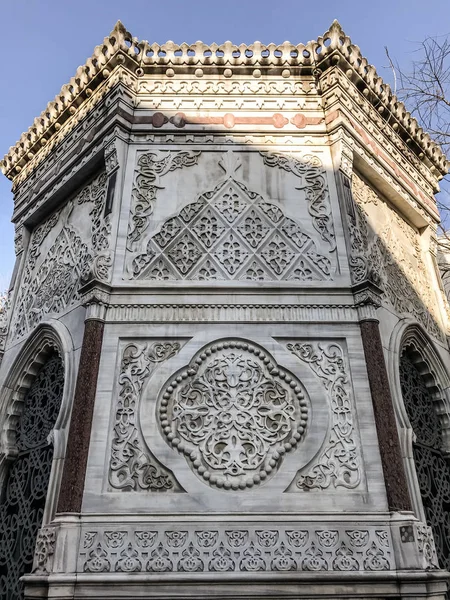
392, 35, 450, 281
398, 35, 450, 155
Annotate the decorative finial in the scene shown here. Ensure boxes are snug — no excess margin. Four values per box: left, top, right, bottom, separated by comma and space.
218, 151, 242, 178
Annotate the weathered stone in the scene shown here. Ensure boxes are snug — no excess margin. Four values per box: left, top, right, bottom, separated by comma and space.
0, 19, 449, 600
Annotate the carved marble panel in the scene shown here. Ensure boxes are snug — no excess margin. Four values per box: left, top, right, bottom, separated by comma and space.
78, 524, 394, 574
347, 173, 443, 340
130, 151, 334, 281
285, 341, 362, 491
109, 340, 186, 492
126, 150, 201, 252
158, 339, 308, 490
12, 171, 110, 339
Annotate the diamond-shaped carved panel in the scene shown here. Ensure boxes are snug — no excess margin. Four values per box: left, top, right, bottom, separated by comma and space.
135, 153, 334, 282
167, 233, 203, 275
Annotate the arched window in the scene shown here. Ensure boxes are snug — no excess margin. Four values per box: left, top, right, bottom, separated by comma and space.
0, 352, 64, 600
399, 348, 450, 573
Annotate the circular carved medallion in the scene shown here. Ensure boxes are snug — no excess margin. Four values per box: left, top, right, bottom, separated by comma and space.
158, 340, 308, 490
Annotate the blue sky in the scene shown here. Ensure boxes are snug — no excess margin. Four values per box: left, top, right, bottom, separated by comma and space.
1, 0, 448, 291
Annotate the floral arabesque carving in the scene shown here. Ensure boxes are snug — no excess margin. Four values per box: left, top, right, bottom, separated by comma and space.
77, 171, 112, 282
260, 151, 335, 249
12, 171, 109, 340
13, 225, 92, 339
286, 342, 361, 490
348, 174, 443, 341
78, 526, 393, 574
109, 341, 183, 492
158, 339, 308, 490
33, 527, 56, 574
126, 150, 201, 253
131, 152, 333, 281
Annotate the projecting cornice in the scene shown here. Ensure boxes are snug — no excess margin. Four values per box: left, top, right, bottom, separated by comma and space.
2, 19, 449, 186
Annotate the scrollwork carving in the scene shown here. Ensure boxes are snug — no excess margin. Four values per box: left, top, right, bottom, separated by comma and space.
158, 339, 308, 490
348, 174, 443, 340
12, 171, 109, 339
261, 151, 335, 249
109, 341, 184, 492
286, 342, 361, 490
127, 150, 201, 252
33, 528, 56, 574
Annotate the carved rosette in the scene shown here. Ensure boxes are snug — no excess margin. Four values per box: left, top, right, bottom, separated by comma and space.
158, 339, 308, 490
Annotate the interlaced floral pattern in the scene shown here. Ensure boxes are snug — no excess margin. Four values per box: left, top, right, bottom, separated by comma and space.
400, 354, 450, 578
159, 340, 307, 490
78, 526, 393, 573
286, 342, 361, 490
109, 342, 183, 492
12, 172, 108, 339
0, 354, 64, 600
132, 153, 332, 281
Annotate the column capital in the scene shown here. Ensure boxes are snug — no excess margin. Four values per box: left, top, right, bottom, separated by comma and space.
80, 279, 112, 323
352, 279, 383, 322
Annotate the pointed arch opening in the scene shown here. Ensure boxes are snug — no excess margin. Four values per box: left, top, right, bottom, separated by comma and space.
0, 322, 75, 600
389, 321, 450, 575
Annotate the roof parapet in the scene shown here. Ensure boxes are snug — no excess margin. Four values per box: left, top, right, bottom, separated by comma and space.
2, 19, 448, 183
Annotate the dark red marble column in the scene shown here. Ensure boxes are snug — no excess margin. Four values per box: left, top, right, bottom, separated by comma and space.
359, 318, 412, 512
57, 318, 104, 513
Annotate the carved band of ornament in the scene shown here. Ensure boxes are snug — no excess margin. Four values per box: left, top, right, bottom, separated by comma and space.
328, 73, 439, 195
78, 526, 393, 574
6, 17, 447, 185
13, 135, 109, 226
345, 116, 438, 216
105, 304, 358, 323
139, 79, 317, 96
260, 151, 335, 249
127, 150, 201, 252
327, 77, 438, 201
109, 341, 184, 492
7, 67, 136, 189
121, 111, 322, 131
350, 141, 434, 227
286, 342, 362, 490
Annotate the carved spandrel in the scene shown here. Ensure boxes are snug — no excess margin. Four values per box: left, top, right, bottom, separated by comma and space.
126, 150, 201, 253
11, 171, 110, 340
109, 341, 185, 492
260, 151, 336, 250
285, 341, 362, 491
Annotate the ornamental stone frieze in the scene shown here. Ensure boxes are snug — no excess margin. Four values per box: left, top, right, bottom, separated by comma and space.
1, 17, 449, 600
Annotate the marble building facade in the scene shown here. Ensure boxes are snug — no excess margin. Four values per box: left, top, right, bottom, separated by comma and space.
1, 20, 450, 599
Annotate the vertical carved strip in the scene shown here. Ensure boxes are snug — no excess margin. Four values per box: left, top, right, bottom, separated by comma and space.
359, 319, 412, 511
57, 319, 104, 513
285, 341, 361, 490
